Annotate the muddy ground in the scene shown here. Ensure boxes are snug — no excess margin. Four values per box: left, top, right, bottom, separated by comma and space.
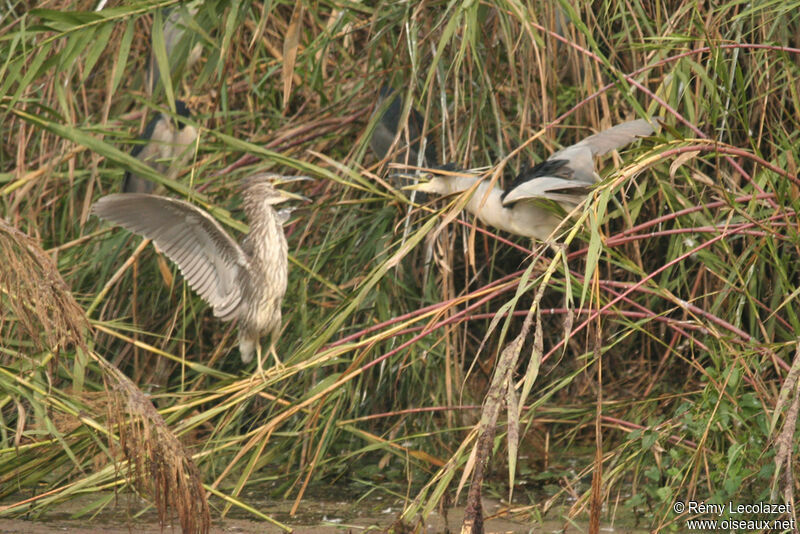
0, 496, 650, 533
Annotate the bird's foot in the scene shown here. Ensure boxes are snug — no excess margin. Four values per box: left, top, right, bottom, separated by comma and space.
269, 345, 285, 372
251, 345, 284, 383
253, 344, 269, 383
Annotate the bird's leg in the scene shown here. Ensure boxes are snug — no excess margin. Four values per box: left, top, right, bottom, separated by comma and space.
253, 342, 283, 382
269, 342, 284, 370
254, 343, 268, 383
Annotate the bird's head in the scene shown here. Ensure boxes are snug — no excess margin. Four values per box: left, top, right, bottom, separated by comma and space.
242, 173, 312, 206
402, 165, 471, 196
141, 100, 193, 142
172, 99, 196, 135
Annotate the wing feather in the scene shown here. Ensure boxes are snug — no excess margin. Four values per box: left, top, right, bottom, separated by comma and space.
92, 193, 247, 320
548, 119, 657, 181
503, 118, 658, 205
556, 118, 658, 158
501, 176, 592, 206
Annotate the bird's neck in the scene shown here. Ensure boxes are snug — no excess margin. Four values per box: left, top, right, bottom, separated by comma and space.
242, 202, 287, 262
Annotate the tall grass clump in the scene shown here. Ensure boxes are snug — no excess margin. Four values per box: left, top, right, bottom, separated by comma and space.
1, 0, 800, 532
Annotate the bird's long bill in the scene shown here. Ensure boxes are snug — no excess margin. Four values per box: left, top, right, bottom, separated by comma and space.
275, 176, 313, 202
401, 180, 435, 192
278, 189, 311, 203
249, 174, 313, 202
399, 170, 457, 193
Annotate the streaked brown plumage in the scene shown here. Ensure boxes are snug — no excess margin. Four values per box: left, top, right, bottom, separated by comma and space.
410, 118, 659, 240
92, 174, 307, 370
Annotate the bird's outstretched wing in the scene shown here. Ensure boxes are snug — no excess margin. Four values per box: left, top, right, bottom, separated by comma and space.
503, 118, 658, 204
92, 194, 247, 320
553, 118, 657, 160
501, 176, 593, 206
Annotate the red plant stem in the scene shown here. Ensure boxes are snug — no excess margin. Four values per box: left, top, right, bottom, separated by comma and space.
343, 405, 481, 423
330, 214, 792, 369
656, 144, 799, 185
389, 307, 710, 341
531, 40, 800, 207
330, 213, 793, 374
557, 236, 726, 357
598, 278, 749, 344
549, 226, 791, 372
598, 285, 711, 354
596, 211, 797, 334
601, 214, 795, 248
325, 269, 527, 349
599, 280, 791, 377
569, 192, 781, 260
342, 407, 700, 453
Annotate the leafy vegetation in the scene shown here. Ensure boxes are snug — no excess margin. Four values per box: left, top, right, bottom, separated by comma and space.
1, 0, 799, 532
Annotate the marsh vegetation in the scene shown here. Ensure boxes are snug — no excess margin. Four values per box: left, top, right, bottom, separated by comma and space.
1, 1, 799, 532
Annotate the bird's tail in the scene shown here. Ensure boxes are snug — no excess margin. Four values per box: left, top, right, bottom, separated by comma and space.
239, 336, 256, 364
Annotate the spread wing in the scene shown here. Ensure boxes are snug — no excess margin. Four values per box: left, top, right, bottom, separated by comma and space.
92, 193, 247, 320
503, 118, 658, 205
500, 176, 593, 206
554, 118, 658, 159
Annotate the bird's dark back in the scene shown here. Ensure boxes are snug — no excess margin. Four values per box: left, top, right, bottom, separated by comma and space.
501, 159, 571, 202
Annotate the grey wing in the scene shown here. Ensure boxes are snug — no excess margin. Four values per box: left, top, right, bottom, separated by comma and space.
369, 119, 398, 161
547, 118, 659, 183
369, 86, 435, 166
91, 193, 247, 320
502, 176, 592, 206
553, 118, 657, 160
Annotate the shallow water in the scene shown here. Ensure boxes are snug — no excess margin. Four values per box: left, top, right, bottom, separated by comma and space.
0, 492, 651, 533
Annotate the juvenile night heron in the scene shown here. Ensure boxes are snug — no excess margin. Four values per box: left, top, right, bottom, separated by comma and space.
92, 174, 309, 373
409, 118, 658, 240
122, 100, 198, 194
369, 86, 437, 168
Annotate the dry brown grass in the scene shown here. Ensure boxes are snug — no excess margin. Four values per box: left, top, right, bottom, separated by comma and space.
1, 1, 800, 532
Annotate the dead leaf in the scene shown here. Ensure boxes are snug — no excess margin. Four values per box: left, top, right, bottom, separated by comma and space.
669, 150, 701, 180
282, 2, 305, 111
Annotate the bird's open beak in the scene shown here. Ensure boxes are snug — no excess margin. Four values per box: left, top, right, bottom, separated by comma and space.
277, 190, 311, 203
401, 181, 437, 193
272, 175, 314, 202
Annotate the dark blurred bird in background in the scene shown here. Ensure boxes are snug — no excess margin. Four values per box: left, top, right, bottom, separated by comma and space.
369, 86, 437, 169
93, 174, 310, 374
408, 118, 659, 240
122, 100, 198, 193
368, 84, 444, 243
